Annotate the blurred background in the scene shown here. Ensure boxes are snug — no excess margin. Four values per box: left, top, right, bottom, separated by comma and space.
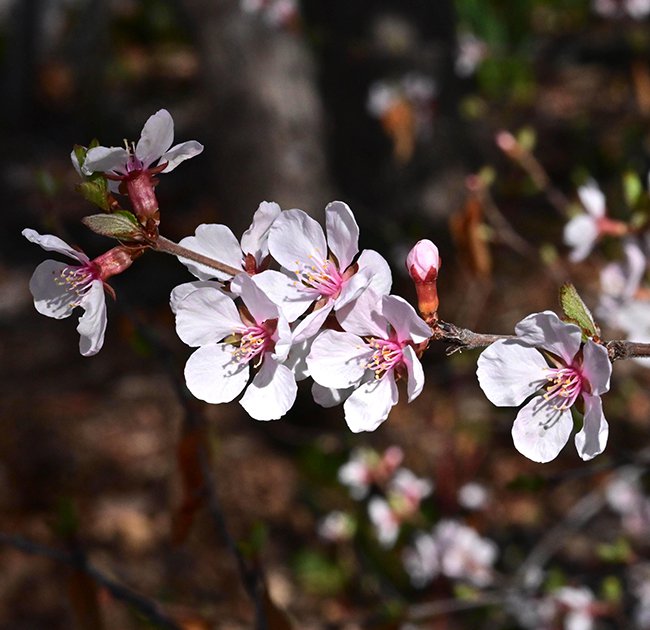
2, 0, 650, 627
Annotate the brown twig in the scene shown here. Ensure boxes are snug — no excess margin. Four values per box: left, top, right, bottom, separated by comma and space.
155, 234, 242, 278
0, 533, 182, 630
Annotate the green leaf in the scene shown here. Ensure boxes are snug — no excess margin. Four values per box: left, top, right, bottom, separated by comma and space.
559, 283, 600, 338
76, 177, 111, 211
81, 212, 144, 240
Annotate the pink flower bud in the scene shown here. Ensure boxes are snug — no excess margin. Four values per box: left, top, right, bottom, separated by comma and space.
406, 239, 440, 323
406, 239, 440, 283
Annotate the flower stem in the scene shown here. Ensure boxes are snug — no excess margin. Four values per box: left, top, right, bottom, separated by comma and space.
155, 235, 242, 278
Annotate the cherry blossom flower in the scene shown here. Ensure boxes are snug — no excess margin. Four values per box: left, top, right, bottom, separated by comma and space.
564, 181, 627, 262
307, 290, 431, 432
255, 201, 391, 339
434, 519, 497, 587
403, 520, 497, 587
337, 446, 404, 500
317, 511, 356, 543
458, 482, 490, 511
23, 228, 134, 356
367, 467, 432, 548
605, 466, 650, 537
402, 531, 440, 587
176, 201, 281, 281
477, 311, 612, 463
82, 109, 203, 178
455, 32, 489, 78
171, 273, 296, 420
552, 587, 598, 630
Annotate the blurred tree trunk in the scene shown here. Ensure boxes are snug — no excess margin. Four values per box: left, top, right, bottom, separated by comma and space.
180, 0, 332, 232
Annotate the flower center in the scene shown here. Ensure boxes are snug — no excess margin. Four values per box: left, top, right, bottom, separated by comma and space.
293, 253, 344, 299
543, 365, 583, 410
231, 324, 273, 364
366, 338, 404, 379
55, 264, 99, 309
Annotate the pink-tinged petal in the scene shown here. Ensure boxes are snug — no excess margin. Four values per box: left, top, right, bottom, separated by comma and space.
174, 287, 243, 346
292, 302, 333, 344
240, 201, 282, 264
514, 310, 582, 364
307, 330, 371, 388
160, 140, 203, 172
83, 146, 129, 175
564, 215, 599, 262
231, 272, 280, 324
184, 344, 249, 404
77, 281, 107, 356
381, 295, 432, 344
575, 393, 609, 461
477, 339, 548, 406
272, 315, 292, 363
177, 223, 243, 281
240, 358, 297, 420
251, 269, 313, 322
621, 237, 647, 298
268, 208, 327, 271
29, 260, 79, 319
356, 249, 392, 297
135, 109, 174, 167
581, 340, 611, 396
336, 288, 387, 338
343, 375, 398, 433
325, 201, 359, 270
403, 345, 425, 402
368, 497, 399, 547
578, 181, 606, 218
170, 281, 223, 314
23, 229, 89, 263
511, 396, 574, 463
312, 382, 353, 407
70, 149, 83, 177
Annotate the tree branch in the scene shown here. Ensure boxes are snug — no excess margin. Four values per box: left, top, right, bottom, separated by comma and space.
0, 533, 182, 630
155, 235, 242, 278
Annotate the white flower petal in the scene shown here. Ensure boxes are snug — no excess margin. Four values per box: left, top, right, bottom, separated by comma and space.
160, 140, 204, 172
284, 339, 311, 381
83, 146, 130, 175
135, 109, 174, 167
564, 215, 599, 262
240, 358, 297, 420
325, 201, 359, 271
477, 339, 548, 406
291, 302, 333, 344
307, 330, 371, 388
511, 396, 574, 463
381, 295, 432, 344
174, 287, 243, 346
312, 382, 353, 407
575, 393, 609, 461
514, 310, 582, 364
184, 344, 249, 404
76, 281, 107, 356
336, 288, 387, 338
334, 267, 371, 311
403, 345, 425, 402
231, 272, 279, 325
170, 281, 223, 314
578, 181, 606, 218
268, 208, 327, 272
29, 260, 80, 319
581, 339, 611, 396
177, 224, 243, 281
343, 375, 398, 433
23, 229, 89, 263
240, 201, 282, 264
251, 269, 313, 322
356, 249, 392, 297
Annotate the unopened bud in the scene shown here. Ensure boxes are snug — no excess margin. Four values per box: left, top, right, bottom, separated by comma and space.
495, 130, 518, 155
406, 239, 440, 323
